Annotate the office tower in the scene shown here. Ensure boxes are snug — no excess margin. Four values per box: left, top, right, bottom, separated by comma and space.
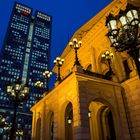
0, 2, 52, 140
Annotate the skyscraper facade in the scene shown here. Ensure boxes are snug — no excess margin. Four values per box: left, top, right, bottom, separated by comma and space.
0, 2, 52, 140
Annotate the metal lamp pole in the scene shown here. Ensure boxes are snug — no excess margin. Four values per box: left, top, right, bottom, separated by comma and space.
6, 78, 30, 140
54, 56, 64, 82
69, 38, 82, 66
43, 70, 52, 91
101, 51, 114, 79
101, 51, 113, 72
106, 4, 140, 77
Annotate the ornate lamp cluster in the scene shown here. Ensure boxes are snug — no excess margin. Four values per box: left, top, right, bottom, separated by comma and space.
101, 51, 113, 60
0, 115, 11, 132
7, 78, 29, 103
6, 78, 29, 140
54, 56, 64, 81
106, 4, 140, 77
34, 71, 52, 87
34, 71, 52, 89
34, 70, 52, 100
43, 70, 53, 91
52, 38, 83, 82
43, 70, 53, 79
0, 115, 6, 127
101, 51, 114, 79
0, 115, 11, 139
101, 51, 113, 69
69, 38, 82, 66
16, 130, 23, 137
35, 81, 43, 87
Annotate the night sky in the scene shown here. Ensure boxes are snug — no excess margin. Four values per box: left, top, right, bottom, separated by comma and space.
0, 0, 112, 88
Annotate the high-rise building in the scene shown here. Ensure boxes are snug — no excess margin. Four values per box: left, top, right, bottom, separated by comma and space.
0, 2, 52, 140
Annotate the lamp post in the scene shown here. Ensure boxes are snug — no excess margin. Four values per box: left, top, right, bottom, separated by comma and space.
43, 70, 52, 91
69, 38, 82, 66
54, 56, 64, 81
67, 110, 73, 140
88, 111, 91, 118
34, 80, 44, 101
6, 78, 30, 140
106, 4, 140, 77
101, 50, 114, 74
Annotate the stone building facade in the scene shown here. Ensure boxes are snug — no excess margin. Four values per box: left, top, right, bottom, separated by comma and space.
31, 0, 140, 140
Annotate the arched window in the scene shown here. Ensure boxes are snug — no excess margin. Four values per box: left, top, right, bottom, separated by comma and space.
65, 103, 73, 140
36, 118, 41, 140
100, 107, 116, 140
89, 102, 116, 140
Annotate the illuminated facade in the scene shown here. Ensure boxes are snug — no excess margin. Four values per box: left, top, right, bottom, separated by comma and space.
0, 2, 51, 140
31, 0, 140, 140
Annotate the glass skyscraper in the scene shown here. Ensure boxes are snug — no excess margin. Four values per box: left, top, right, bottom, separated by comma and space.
0, 2, 52, 140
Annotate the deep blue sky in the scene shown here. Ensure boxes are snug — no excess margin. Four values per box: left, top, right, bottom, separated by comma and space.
0, 0, 111, 88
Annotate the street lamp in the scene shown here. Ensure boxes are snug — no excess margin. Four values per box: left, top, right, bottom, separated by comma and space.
0, 115, 6, 127
43, 70, 52, 79
43, 70, 52, 90
101, 51, 114, 79
69, 38, 82, 66
35, 81, 43, 87
106, 4, 140, 77
34, 80, 44, 102
0, 115, 6, 138
3, 125, 11, 133
0, 115, 11, 139
54, 56, 64, 81
16, 129, 23, 137
88, 111, 91, 118
6, 78, 30, 140
67, 115, 72, 124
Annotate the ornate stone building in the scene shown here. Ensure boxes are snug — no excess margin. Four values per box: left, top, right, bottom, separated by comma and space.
31, 0, 140, 140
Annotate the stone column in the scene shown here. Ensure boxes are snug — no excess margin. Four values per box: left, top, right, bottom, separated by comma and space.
73, 91, 90, 140
53, 109, 59, 140
41, 102, 46, 140
31, 110, 36, 140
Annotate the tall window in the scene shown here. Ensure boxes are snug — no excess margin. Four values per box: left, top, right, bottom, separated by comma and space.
65, 103, 73, 140
100, 108, 116, 140
89, 102, 116, 140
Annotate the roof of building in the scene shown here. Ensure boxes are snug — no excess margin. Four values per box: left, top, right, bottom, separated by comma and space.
53, 0, 140, 72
